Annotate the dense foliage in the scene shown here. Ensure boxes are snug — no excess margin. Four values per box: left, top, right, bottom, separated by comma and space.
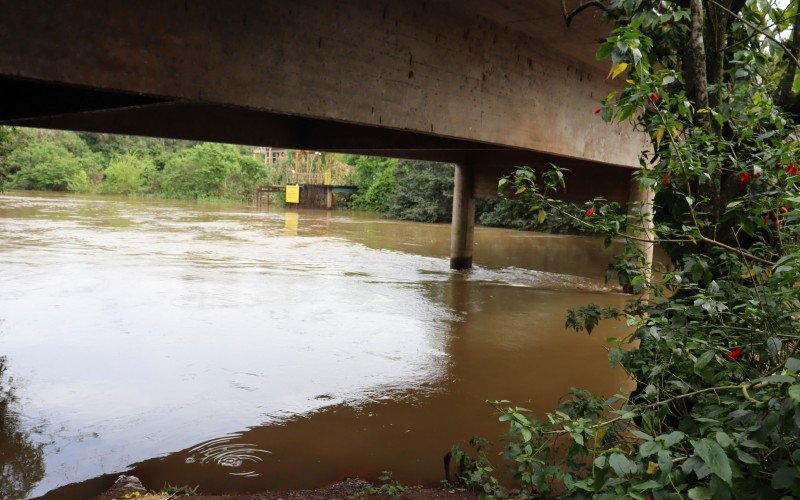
452, 1, 800, 498
478, 198, 590, 234
344, 155, 455, 221
345, 154, 400, 212
0, 129, 268, 201
156, 143, 262, 200
386, 160, 455, 222
347, 155, 594, 227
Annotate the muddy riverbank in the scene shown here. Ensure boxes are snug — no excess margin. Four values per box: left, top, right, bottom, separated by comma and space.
97, 475, 476, 499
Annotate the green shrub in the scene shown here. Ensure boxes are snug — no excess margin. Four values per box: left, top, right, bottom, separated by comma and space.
351, 160, 398, 212
158, 143, 264, 200
3, 130, 100, 191
66, 169, 93, 193
386, 161, 453, 222
101, 154, 154, 195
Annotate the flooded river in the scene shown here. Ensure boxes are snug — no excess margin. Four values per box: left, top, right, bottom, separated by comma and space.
0, 191, 632, 498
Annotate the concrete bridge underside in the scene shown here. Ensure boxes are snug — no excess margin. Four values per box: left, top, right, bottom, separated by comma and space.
0, 0, 650, 269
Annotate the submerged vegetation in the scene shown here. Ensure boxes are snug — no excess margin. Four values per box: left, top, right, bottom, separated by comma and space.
157, 483, 199, 496
0, 357, 45, 500
450, 0, 800, 498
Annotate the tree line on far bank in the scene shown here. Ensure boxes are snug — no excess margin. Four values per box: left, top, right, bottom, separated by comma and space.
0, 128, 266, 200
0, 127, 585, 233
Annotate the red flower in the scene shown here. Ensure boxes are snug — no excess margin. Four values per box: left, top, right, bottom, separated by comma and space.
585, 206, 595, 217
739, 172, 751, 184
650, 92, 660, 101
661, 173, 671, 187
728, 347, 744, 360
786, 163, 798, 175
594, 107, 602, 115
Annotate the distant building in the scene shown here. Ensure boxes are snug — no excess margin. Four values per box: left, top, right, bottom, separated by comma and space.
253, 147, 287, 165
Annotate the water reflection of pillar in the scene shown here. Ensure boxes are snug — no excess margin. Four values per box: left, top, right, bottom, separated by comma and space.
628, 173, 655, 281
441, 273, 472, 387
284, 211, 299, 236
450, 163, 475, 270
444, 272, 472, 317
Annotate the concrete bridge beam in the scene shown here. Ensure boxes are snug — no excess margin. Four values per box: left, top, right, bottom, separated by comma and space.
450, 164, 476, 270
0, 0, 647, 170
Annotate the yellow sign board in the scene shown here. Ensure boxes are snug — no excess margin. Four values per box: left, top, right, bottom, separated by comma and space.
285, 184, 300, 204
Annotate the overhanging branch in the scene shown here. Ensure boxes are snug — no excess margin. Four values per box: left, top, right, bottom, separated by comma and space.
561, 0, 617, 27
708, 0, 800, 69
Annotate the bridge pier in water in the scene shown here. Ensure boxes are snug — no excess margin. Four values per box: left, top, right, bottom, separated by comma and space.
450, 163, 476, 270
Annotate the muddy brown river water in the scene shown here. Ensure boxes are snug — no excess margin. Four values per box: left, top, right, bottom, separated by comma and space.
0, 191, 633, 499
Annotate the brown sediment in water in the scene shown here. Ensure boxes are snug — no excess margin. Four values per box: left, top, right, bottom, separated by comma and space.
2, 192, 636, 498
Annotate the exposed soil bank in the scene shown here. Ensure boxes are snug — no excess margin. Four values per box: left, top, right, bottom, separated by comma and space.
96, 476, 477, 500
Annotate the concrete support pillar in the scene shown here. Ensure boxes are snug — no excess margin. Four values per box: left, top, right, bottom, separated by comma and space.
450, 163, 476, 270
627, 173, 655, 282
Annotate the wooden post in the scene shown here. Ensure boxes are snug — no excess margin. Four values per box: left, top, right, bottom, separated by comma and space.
450, 163, 475, 270
325, 187, 333, 209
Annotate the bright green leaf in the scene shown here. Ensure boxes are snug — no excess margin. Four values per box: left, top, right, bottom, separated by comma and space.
693, 438, 732, 485
772, 466, 800, 489
788, 384, 800, 403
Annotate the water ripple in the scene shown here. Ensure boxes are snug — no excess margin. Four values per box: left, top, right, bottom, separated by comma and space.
185, 434, 271, 476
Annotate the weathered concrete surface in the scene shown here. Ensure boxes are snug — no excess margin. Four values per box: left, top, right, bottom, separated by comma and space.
450, 164, 476, 270
473, 163, 633, 204
0, 0, 645, 171
3, 100, 636, 203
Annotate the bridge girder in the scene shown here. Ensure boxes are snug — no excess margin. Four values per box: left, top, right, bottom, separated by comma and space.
0, 0, 652, 270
